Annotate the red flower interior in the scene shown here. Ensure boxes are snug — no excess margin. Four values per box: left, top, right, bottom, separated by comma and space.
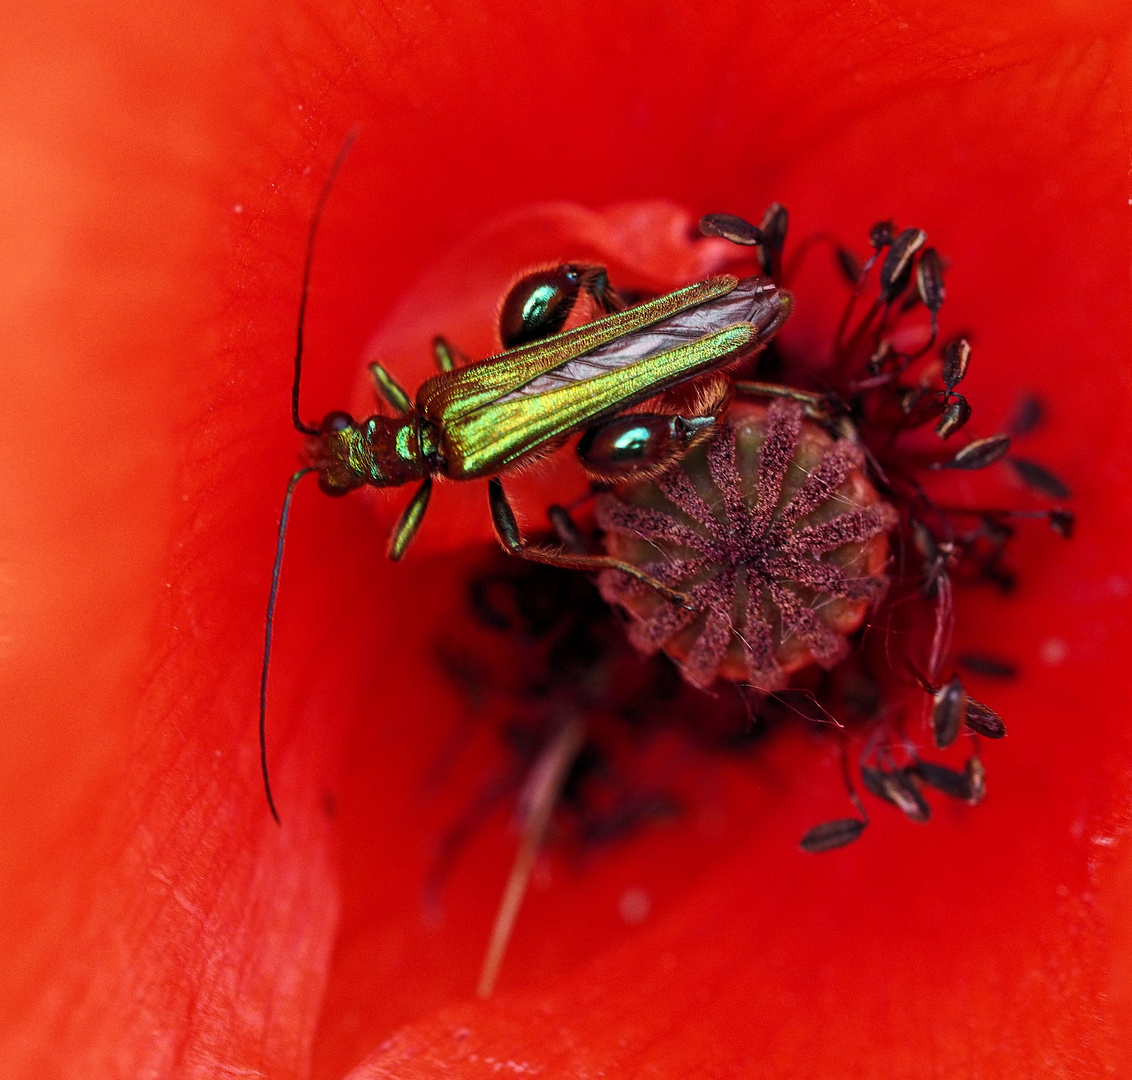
2, 1, 1130, 1077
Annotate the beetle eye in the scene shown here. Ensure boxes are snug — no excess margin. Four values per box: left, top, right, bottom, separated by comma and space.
320, 410, 354, 433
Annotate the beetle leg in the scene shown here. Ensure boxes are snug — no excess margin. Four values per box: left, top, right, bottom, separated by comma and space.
733, 379, 864, 443
733, 379, 833, 422
432, 335, 468, 373
488, 479, 692, 608
368, 361, 413, 415
387, 476, 433, 560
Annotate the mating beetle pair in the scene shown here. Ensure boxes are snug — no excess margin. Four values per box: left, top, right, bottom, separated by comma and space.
261, 246, 791, 819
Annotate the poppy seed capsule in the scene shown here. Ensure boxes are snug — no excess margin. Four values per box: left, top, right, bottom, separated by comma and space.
596, 398, 898, 691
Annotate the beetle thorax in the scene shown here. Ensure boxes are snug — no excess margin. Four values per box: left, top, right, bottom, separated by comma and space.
309, 413, 430, 494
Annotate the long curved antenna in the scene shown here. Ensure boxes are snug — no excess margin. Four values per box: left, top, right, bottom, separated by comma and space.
292, 128, 360, 436
260, 467, 316, 823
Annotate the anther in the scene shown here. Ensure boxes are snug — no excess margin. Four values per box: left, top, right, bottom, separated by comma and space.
942, 433, 1011, 470
879, 227, 927, 302
941, 338, 971, 392
699, 212, 765, 246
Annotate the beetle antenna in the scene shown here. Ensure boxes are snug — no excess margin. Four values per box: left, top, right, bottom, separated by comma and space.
292, 127, 360, 436
261, 467, 317, 823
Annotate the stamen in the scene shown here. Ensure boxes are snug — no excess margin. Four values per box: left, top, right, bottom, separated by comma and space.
588, 211, 1068, 848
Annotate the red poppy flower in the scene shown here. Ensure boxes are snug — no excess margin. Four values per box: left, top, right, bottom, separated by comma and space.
2, 1, 1130, 1077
